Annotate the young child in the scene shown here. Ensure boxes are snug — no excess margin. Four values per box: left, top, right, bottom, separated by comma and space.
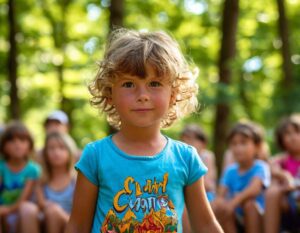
66, 29, 223, 233
212, 122, 270, 233
44, 110, 69, 135
180, 124, 217, 202
264, 115, 300, 233
0, 122, 41, 233
36, 110, 80, 164
32, 132, 77, 233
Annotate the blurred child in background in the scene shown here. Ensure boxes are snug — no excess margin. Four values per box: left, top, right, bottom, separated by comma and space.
180, 124, 217, 201
222, 122, 270, 170
40, 110, 80, 163
264, 115, 300, 233
213, 121, 270, 233
0, 122, 41, 233
44, 110, 69, 135
30, 132, 77, 233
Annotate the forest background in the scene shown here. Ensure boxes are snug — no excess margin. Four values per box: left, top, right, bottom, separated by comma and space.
1, 0, 300, 174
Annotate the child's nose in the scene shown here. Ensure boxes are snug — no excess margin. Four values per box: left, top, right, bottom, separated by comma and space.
137, 86, 149, 102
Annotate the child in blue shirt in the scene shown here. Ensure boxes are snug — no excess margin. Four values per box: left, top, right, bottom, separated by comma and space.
212, 121, 270, 233
66, 28, 223, 233
0, 122, 41, 233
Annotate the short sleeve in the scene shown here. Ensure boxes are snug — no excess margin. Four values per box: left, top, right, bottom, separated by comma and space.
186, 146, 208, 185
26, 161, 41, 180
75, 143, 99, 186
254, 161, 271, 188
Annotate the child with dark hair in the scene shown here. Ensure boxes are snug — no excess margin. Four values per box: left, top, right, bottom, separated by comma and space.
0, 122, 41, 233
180, 124, 217, 202
213, 121, 270, 233
264, 115, 300, 233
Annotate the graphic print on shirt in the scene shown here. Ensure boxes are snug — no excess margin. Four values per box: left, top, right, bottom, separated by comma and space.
101, 173, 178, 233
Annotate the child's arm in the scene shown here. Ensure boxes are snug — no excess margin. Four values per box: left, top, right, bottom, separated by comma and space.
185, 177, 224, 233
35, 181, 48, 210
228, 177, 262, 209
269, 155, 294, 190
0, 180, 36, 215
65, 171, 98, 233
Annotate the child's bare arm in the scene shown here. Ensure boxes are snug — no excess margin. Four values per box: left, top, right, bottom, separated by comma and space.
0, 179, 36, 215
65, 171, 98, 233
185, 177, 224, 233
229, 177, 262, 208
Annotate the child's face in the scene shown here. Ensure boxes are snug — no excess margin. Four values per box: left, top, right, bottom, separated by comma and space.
282, 124, 300, 154
110, 64, 173, 129
4, 137, 31, 160
46, 138, 69, 168
45, 120, 68, 134
229, 133, 258, 165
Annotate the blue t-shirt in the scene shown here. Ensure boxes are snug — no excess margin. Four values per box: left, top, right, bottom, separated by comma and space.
220, 160, 270, 212
0, 159, 41, 205
75, 135, 207, 233
43, 179, 75, 214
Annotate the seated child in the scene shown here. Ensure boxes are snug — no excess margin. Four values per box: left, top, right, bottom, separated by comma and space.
30, 132, 77, 233
0, 122, 41, 233
264, 115, 300, 233
180, 124, 217, 201
213, 121, 270, 233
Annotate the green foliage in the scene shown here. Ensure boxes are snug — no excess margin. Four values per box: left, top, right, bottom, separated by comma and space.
1, 0, 300, 154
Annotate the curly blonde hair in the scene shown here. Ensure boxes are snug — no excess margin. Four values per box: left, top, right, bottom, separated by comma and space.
89, 28, 199, 129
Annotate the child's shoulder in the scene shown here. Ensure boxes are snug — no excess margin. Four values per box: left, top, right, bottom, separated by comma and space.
0, 159, 5, 166
84, 135, 112, 150
254, 159, 269, 166
269, 152, 287, 164
167, 137, 196, 153
26, 160, 42, 172
0, 159, 5, 171
223, 162, 239, 174
252, 160, 270, 172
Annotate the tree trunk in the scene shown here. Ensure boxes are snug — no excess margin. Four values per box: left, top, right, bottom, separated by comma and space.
213, 0, 239, 177
7, 0, 20, 120
109, 0, 124, 29
108, 0, 124, 134
276, 0, 293, 88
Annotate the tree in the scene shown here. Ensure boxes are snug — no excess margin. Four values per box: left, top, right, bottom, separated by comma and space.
41, 0, 72, 112
109, 0, 124, 29
107, 0, 124, 134
213, 0, 239, 176
7, 0, 20, 119
276, 0, 293, 88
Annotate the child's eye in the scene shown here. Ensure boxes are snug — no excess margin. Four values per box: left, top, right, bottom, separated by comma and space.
149, 81, 162, 87
121, 81, 134, 88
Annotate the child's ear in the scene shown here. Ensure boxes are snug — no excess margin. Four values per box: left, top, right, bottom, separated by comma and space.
107, 97, 113, 106
169, 91, 176, 107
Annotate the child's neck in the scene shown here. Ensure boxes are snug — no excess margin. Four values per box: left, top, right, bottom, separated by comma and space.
49, 167, 72, 191
289, 151, 300, 159
119, 124, 161, 140
113, 129, 166, 156
239, 159, 255, 172
7, 157, 27, 172
50, 166, 69, 179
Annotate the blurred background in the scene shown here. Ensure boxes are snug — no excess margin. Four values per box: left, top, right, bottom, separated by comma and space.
0, 0, 300, 173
